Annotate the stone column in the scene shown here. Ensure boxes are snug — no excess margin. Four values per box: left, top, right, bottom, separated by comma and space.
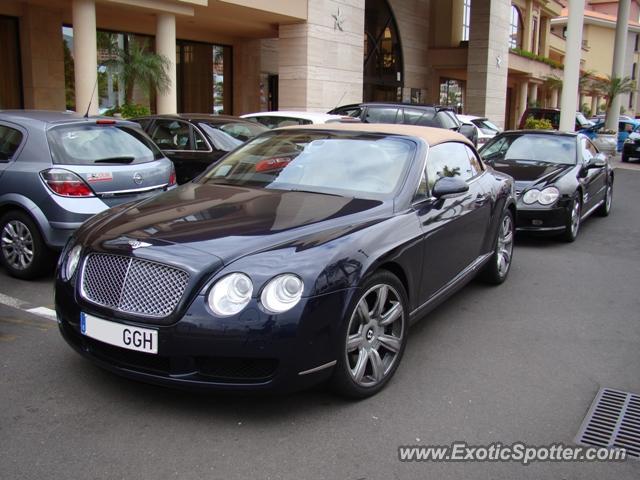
466, 0, 511, 127
156, 13, 177, 114
532, 13, 540, 55
529, 82, 538, 106
72, 0, 98, 115
550, 88, 559, 109
605, 0, 631, 131
559, 0, 585, 132
518, 80, 528, 124
591, 94, 598, 116
523, 0, 534, 52
278, 0, 365, 112
540, 16, 550, 57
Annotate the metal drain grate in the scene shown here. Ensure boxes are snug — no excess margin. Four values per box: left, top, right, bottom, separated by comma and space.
576, 388, 640, 459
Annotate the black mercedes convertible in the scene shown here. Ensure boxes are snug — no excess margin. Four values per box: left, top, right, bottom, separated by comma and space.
56, 124, 515, 398
479, 130, 613, 242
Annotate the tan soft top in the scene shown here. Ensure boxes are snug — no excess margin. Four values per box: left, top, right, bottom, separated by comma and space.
278, 122, 472, 147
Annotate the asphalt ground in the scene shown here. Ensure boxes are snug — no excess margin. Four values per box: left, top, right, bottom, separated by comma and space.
1, 168, 639, 480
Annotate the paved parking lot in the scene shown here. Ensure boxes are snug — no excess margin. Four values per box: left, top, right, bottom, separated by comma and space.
1, 168, 639, 480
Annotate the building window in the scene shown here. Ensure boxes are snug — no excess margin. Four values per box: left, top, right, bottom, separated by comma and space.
629, 92, 634, 110
439, 78, 465, 111
509, 5, 524, 49
635, 34, 639, 52
633, 62, 637, 81
363, 0, 404, 102
462, 0, 471, 42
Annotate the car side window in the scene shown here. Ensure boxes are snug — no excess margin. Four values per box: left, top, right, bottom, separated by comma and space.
150, 119, 191, 150
135, 118, 152, 130
0, 125, 24, 161
192, 127, 210, 151
586, 138, 599, 156
426, 142, 476, 190
580, 138, 595, 162
436, 111, 459, 130
364, 107, 399, 124
403, 108, 437, 127
464, 145, 484, 176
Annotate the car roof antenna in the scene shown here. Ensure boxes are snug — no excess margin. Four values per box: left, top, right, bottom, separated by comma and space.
84, 65, 106, 118
333, 90, 347, 111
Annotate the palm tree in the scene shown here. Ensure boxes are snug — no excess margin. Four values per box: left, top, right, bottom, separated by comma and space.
593, 75, 636, 129
105, 36, 171, 105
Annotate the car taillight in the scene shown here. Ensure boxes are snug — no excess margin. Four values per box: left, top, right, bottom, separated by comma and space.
40, 169, 95, 197
169, 166, 177, 186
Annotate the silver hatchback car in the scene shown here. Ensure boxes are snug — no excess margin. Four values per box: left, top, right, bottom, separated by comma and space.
0, 111, 176, 279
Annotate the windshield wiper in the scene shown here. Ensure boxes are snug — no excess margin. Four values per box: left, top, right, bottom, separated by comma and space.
284, 188, 346, 198
94, 156, 135, 164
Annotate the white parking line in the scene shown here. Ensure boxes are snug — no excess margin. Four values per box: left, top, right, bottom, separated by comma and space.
0, 292, 57, 322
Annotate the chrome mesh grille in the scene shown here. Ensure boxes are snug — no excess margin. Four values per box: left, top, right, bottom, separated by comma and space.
81, 253, 190, 318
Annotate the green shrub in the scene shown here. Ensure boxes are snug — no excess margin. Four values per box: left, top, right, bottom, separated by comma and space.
104, 103, 150, 119
524, 116, 554, 130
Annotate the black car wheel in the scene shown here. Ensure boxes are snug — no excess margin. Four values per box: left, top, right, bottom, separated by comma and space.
596, 178, 613, 217
561, 195, 581, 243
621, 153, 629, 163
479, 209, 514, 284
0, 210, 52, 279
331, 270, 408, 399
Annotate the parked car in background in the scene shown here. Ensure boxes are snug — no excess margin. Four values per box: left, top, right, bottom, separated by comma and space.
457, 114, 501, 147
621, 126, 640, 162
328, 102, 478, 145
480, 130, 613, 242
56, 123, 515, 398
518, 107, 594, 132
0, 110, 176, 279
583, 119, 640, 153
133, 114, 268, 184
241, 111, 356, 129
590, 114, 633, 123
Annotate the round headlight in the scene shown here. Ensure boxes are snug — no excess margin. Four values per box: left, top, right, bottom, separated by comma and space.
522, 189, 540, 205
65, 245, 82, 280
261, 274, 304, 314
538, 187, 560, 205
207, 273, 253, 317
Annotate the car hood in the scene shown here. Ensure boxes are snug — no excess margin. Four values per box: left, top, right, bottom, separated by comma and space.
490, 160, 574, 189
79, 183, 388, 268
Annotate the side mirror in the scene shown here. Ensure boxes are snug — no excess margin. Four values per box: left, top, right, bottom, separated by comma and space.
459, 124, 478, 146
586, 153, 607, 169
432, 176, 469, 199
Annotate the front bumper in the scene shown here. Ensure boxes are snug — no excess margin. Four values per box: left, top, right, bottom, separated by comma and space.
622, 142, 640, 161
56, 280, 355, 393
515, 204, 568, 233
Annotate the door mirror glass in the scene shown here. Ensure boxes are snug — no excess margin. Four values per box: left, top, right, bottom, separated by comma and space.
432, 176, 469, 198
458, 124, 478, 145
587, 153, 607, 169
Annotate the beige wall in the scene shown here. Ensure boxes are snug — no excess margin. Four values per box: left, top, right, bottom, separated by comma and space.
15, 2, 66, 110
278, 0, 365, 112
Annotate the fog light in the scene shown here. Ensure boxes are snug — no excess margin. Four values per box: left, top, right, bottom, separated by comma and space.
532, 219, 543, 226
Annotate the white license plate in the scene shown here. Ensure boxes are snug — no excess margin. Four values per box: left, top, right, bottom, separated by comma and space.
80, 312, 158, 354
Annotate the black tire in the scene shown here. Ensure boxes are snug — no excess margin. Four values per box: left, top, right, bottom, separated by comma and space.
621, 153, 629, 163
479, 209, 514, 285
0, 210, 53, 279
560, 195, 581, 243
330, 270, 409, 399
596, 177, 613, 217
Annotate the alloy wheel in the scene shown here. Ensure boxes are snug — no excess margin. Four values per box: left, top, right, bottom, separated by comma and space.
570, 199, 581, 237
345, 284, 405, 388
605, 183, 613, 212
496, 214, 514, 277
1, 220, 34, 271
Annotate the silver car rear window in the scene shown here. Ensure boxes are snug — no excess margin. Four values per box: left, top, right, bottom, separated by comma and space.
47, 124, 163, 165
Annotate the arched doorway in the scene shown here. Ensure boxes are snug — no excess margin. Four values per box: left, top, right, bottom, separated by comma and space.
363, 0, 404, 102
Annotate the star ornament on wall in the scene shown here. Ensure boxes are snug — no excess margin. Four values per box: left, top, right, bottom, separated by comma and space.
332, 7, 345, 31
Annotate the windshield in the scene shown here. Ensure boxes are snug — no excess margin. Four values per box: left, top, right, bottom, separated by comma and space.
199, 121, 267, 152
198, 131, 416, 198
47, 124, 162, 165
480, 134, 577, 165
471, 118, 501, 134
576, 112, 593, 128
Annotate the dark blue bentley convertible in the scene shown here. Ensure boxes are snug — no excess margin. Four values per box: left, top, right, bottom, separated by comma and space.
56, 124, 515, 398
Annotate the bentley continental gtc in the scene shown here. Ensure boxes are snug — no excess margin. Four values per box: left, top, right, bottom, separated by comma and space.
56, 124, 516, 398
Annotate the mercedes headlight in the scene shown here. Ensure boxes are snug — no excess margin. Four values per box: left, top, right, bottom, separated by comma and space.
522, 189, 540, 205
537, 187, 560, 205
261, 274, 304, 314
207, 273, 253, 317
65, 245, 82, 280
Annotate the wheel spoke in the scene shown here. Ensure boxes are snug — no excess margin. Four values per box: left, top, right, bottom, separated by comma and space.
374, 285, 388, 317
368, 349, 384, 382
346, 333, 362, 352
352, 349, 368, 382
356, 299, 370, 323
379, 301, 402, 326
378, 333, 401, 353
